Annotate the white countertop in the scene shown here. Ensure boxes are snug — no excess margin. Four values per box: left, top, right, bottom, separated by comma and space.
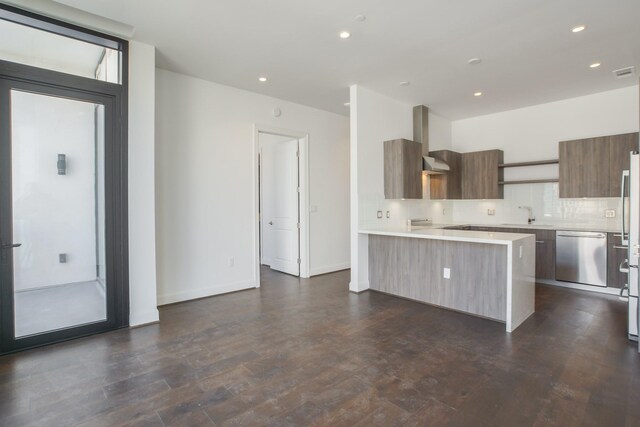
359, 226, 533, 245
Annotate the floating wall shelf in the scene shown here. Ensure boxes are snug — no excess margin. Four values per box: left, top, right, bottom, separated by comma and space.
498, 159, 559, 168
499, 179, 559, 185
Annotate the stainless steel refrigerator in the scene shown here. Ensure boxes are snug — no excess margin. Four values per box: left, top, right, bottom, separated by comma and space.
622, 152, 639, 346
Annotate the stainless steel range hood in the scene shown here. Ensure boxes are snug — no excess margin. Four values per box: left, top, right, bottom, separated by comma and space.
423, 155, 450, 174
413, 105, 450, 174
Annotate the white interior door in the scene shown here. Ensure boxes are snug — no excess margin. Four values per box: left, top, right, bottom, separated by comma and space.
260, 136, 299, 276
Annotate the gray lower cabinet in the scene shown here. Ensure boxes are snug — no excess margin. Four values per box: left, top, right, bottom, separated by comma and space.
608, 232, 627, 289
468, 226, 555, 280
384, 139, 423, 199
532, 229, 555, 280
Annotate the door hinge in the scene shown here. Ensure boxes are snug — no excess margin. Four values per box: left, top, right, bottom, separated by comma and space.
297, 258, 301, 264
296, 223, 301, 229
297, 187, 301, 193
296, 151, 300, 157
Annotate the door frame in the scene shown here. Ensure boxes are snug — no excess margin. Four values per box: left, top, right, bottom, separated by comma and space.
254, 125, 310, 284
0, 59, 129, 354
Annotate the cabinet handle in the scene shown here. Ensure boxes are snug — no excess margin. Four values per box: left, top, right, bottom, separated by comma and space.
620, 259, 629, 274
535, 240, 544, 244
0, 243, 21, 249
613, 245, 628, 250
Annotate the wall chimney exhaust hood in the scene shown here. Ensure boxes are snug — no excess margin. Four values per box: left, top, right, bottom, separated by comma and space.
412, 105, 450, 174
423, 156, 450, 174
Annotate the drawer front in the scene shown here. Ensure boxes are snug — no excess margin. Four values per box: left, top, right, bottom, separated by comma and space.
630, 296, 638, 337
535, 239, 555, 280
608, 232, 628, 289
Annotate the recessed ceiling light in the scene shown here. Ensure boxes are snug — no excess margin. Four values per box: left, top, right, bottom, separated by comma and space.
589, 62, 601, 68
572, 25, 586, 33
474, 91, 483, 97
339, 31, 351, 39
344, 102, 350, 107
258, 77, 267, 82
399, 81, 410, 86
354, 14, 366, 22
468, 58, 482, 65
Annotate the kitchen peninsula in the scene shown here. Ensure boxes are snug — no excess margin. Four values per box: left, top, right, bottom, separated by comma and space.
360, 226, 536, 332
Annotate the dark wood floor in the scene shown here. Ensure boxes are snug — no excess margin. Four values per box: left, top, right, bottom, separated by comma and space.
1, 267, 639, 426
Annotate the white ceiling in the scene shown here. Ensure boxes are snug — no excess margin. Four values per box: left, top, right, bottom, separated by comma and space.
50, 0, 640, 119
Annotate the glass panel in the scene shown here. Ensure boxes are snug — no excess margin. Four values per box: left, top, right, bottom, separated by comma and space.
0, 18, 121, 84
11, 90, 107, 338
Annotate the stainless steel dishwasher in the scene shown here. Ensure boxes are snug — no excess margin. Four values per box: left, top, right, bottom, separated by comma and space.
555, 231, 608, 287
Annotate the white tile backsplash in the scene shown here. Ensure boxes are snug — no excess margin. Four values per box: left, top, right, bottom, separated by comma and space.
451, 183, 621, 228
359, 182, 620, 230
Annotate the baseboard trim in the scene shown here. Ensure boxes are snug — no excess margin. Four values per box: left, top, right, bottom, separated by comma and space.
129, 308, 160, 327
310, 263, 350, 277
157, 280, 257, 306
537, 279, 621, 295
349, 280, 370, 293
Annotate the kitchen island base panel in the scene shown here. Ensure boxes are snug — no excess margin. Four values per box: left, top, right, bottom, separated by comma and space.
368, 234, 535, 332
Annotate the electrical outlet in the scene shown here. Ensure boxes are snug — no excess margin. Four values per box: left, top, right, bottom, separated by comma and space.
228, 257, 234, 267
377, 210, 383, 219
386, 211, 390, 218
59, 253, 67, 263
487, 209, 496, 216
605, 209, 616, 218
442, 208, 446, 216
443, 268, 450, 279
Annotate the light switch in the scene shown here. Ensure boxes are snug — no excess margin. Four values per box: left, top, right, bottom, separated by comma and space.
443, 268, 450, 279
377, 211, 383, 219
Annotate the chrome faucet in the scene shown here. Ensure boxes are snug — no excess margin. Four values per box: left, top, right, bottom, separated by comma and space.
519, 206, 535, 224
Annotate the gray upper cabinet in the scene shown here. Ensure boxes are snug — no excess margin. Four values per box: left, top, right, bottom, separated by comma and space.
609, 132, 639, 197
559, 132, 639, 198
461, 149, 504, 199
559, 136, 610, 198
429, 150, 462, 200
384, 139, 423, 199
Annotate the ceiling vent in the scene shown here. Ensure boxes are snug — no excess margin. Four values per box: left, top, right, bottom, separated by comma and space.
613, 66, 636, 79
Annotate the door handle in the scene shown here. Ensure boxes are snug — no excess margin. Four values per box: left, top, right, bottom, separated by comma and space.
268, 221, 273, 225
1, 243, 21, 249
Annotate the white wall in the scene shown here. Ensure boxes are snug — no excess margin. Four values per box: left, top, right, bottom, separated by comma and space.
349, 85, 454, 292
155, 69, 350, 305
11, 92, 98, 291
450, 86, 639, 227
128, 41, 159, 326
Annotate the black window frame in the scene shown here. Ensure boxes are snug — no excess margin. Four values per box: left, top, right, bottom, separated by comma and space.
0, 4, 129, 354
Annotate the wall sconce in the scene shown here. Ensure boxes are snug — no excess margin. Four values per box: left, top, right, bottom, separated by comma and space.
57, 154, 66, 175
